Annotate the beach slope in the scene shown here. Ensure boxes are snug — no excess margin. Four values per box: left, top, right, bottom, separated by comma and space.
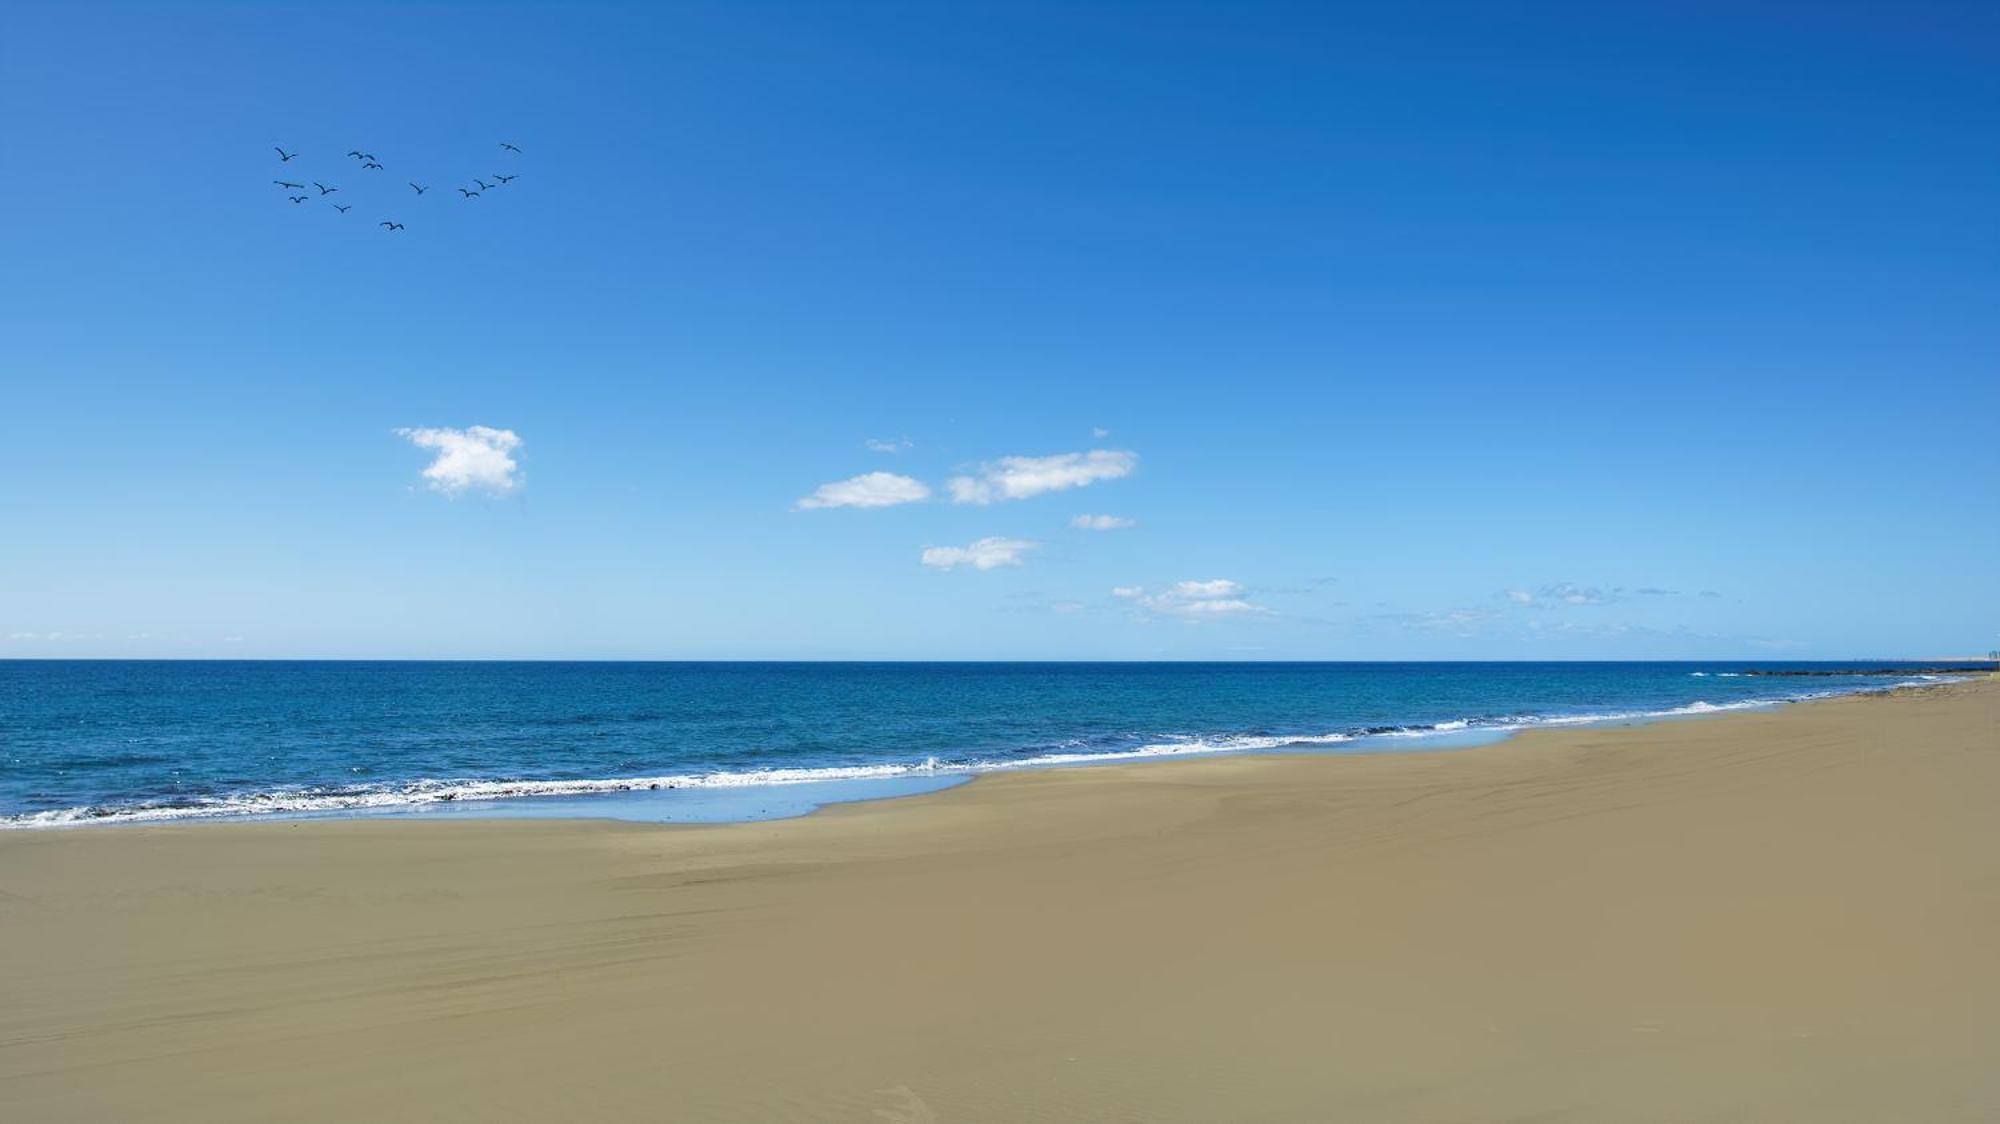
3, 679, 1996, 1121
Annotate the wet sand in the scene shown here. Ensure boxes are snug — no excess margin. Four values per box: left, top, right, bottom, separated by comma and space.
3, 677, 1996, 1121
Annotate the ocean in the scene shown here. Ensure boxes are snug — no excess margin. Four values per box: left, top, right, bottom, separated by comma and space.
0, 661, 1962, 828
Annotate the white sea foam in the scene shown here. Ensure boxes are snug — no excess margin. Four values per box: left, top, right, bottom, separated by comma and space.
2, 678, 1956, 829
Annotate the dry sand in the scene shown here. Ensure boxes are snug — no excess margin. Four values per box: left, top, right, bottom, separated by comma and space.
3, 677, 1996, 1122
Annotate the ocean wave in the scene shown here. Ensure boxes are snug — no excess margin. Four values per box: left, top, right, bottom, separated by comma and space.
2, 678, 1954, 829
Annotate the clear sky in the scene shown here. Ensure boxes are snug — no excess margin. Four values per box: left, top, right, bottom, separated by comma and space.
1, 1, 1994, 659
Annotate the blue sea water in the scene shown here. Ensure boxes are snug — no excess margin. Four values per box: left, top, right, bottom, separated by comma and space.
0, 661, 1963, 828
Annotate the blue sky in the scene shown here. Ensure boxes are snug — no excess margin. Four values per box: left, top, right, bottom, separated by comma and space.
1, 1, 1994, 659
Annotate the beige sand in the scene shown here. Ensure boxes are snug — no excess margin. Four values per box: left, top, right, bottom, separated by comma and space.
3, 678, 1997, 1122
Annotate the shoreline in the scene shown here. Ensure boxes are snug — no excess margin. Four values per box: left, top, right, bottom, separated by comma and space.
4, 670, 1970, 831
4, 676, 1996, 1120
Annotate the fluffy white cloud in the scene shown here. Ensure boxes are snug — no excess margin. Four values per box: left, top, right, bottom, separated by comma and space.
864, 437, 912, 453
397, 426, 523, 497
1505, 589, 1536, 604
1115, 578, 1265, 618
1176, 598, 1260, 615
1091, 426, 1111, 438
1070, 513, 1135, 531
794, 471, 931, 510
947, 449, 1136, 505
1171, 579, 1241, 598
921, 537, 1036, 571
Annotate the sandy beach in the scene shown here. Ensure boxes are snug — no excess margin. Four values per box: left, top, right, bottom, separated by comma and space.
3, 677, 1995, 1121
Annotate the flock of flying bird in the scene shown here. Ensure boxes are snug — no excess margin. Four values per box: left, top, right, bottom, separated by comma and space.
270, 142, 523, 230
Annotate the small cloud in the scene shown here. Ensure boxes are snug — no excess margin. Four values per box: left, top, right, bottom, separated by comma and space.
1628, 587, 1678, 597
1091, 426, 1110, 438
7, 631, 40, 641
1543, 582, 1610, 605
397, 425, 523, 497
1069, 513, 1135, 531
1408, 608, 1506, 635
921, 536, 1036, 571
1115, 578, 1267, 619
794, 471, 931, 510
947, 449, 1136, 505
864, 437, 913, 453
1173, 578, 1242, 598
1178, 598, 1261, 615
1505, 589, 1536, 605
1699, 589, 1723, 598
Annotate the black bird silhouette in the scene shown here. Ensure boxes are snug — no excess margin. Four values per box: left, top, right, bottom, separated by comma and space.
274, 180, 304, 189
500, 142, 521, 153
492, 174, 517, 184
333, 204, 352, 213
362, 162, 383, 170
348, 151, 377, 161
458, 188, 480, 198
288, 195, 309, 203
314, 182, 339, 195
275, 146, 296, 162
380, 221, 405, 230
409, 183, 428, 195
347, 150, 364, 158
473, 178, 493, 191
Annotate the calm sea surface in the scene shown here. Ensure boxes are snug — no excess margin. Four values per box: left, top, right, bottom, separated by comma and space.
0, 661, 1958, 827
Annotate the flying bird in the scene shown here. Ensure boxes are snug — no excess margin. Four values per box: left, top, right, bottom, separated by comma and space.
500, 142, 521, 153
289, 195, 309, 203
492, 174, 517, 184
409, 183, 427, 194
347, 150, 364, 158
362, 162, 383, 170
333, 204, 352, 213
273, 180, 303, 189
380, 221, 405, 230
348, 151, 377, 161
473, 178, 492, 191
274, 146, 296, 162
458, 188, 480, 198
314, 182, 339, 195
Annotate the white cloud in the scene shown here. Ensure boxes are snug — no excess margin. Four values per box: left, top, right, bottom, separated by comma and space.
1502, 583, 1632, 607
1177, 598, 1260, 615
921, 537, 1036, 571
1547, 583, 1609, 605
1172, 578, 1242, 598
1091, 426, 1110, 438
1070, 513, 1135, 531
1115, 578, 1266, 618
794, 471, 931, 510
864, 437, 912, 453
947, 449, 1136, 505
1405, 608, 1507, 636
397, 425, 522, 497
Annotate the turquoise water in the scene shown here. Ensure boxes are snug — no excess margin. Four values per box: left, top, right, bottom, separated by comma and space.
0, 661, 1958, 828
